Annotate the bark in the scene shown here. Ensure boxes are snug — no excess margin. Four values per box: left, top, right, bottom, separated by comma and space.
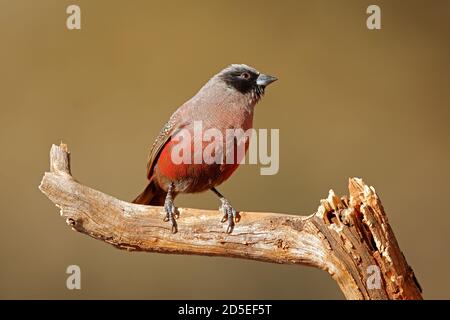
39, 143, 422, 299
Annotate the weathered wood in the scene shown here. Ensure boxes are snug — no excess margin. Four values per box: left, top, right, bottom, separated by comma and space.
39, 143, 422, 299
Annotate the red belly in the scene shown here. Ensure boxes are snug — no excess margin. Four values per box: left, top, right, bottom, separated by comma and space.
154, 137, 247, 192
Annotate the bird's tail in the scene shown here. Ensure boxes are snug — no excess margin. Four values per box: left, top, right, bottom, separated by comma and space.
132, 179, 167, 206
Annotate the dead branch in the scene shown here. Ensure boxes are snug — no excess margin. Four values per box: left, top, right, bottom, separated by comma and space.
39, 143, 422, 299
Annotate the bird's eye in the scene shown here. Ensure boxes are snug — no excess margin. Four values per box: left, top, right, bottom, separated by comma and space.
240, 72, 251, 80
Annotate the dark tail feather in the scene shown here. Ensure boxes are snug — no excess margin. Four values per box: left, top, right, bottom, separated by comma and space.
132, 180, 167, 206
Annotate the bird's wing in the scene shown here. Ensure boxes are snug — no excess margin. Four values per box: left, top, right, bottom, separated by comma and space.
146, 114, 184, 179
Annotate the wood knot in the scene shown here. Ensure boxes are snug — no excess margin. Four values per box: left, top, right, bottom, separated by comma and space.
276, 239, 289, 250
66, 218, 76, 227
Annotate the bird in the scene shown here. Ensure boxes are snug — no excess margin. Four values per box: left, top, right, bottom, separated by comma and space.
132, 64, 277, 233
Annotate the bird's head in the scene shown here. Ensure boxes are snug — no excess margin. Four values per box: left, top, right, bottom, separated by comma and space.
217, 64, 277, 103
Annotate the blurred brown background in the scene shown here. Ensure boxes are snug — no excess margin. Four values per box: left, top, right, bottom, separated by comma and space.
1, 0, 449, 299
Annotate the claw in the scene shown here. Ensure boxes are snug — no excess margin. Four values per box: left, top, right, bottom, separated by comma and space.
163, 183, 178, 233
219, 198, 238, 234
221, 214, 228, 223
166, 211, 177, 233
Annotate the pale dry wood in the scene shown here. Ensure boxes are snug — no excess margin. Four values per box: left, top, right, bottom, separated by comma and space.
39, 143, 422, 300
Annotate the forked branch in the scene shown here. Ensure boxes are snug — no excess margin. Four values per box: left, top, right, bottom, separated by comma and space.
39, 143, 422, 300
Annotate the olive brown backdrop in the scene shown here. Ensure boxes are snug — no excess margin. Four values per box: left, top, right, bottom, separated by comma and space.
1, 0, 449, 299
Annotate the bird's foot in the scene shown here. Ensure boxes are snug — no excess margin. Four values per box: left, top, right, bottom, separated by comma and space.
163, 198, 179, 233
219, 198, 240, 233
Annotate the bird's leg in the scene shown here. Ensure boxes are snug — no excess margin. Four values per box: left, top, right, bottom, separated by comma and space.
163, 182, 178, 233
211, 187, 240, 233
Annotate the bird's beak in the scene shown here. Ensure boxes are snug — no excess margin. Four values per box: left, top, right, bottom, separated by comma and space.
256, 73, 278, 86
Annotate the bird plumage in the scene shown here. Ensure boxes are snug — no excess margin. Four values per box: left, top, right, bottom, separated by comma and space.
132, 64, 277, 233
